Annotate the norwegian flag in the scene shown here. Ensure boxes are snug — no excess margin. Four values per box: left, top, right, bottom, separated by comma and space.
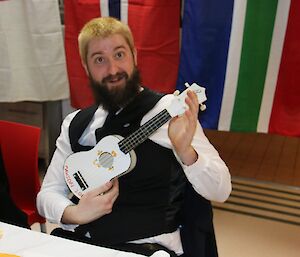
65, 0, 180, 109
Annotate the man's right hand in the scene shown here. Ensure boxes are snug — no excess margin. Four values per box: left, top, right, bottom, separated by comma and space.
62, 179, 119, 225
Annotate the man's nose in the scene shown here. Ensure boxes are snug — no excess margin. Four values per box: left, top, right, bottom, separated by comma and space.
107, 59, 119, 75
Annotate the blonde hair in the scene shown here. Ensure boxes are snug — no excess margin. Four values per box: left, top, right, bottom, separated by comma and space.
78, 17, 135, 65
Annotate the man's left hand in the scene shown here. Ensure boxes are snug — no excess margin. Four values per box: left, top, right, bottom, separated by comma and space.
168, 90, 199, 165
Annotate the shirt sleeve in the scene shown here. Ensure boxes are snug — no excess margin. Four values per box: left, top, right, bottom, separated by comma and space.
142, 94, 232, 202
36, 110, 79, 231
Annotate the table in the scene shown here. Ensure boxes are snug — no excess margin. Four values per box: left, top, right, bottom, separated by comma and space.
0, 222, 169, 257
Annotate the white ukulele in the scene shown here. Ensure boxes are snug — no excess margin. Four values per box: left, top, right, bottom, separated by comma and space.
64, 83, 207, 198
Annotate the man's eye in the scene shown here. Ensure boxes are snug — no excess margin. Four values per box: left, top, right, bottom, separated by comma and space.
115, 52, 124, 59
95, 57, 104, 63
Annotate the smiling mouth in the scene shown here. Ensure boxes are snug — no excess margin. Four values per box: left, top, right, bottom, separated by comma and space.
109, 76, 123, 83
104, 72, 127, 85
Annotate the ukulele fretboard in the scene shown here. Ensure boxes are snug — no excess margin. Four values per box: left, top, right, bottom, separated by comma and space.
118, 109, 171, 154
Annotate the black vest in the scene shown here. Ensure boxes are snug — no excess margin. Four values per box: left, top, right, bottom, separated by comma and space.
69, 88, 218, 257
70, 89, 187, 244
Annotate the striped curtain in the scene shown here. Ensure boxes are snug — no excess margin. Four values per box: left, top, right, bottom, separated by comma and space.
65, 0, 180, 109
178, 0, 300, 137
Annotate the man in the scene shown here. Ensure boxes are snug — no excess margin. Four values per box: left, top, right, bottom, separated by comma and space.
37, 17, 231, 257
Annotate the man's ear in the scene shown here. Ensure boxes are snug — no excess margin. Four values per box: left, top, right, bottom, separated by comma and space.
133, 48, 138, 65
82, 61, 88, 75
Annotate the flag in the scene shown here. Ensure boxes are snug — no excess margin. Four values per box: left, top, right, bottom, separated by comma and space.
0, 0, 69, 102
65, 0, 180, 109
177, 0, 234, 129
178, 0, 300, 137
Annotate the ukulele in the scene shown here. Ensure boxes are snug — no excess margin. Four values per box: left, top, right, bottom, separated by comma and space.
64, 82, 207, 198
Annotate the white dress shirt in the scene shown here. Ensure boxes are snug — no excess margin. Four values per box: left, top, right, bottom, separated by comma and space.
37, 93, 231, 255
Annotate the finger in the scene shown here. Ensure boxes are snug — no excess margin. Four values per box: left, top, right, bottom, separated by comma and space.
111, 180, 119, 202
110, 189, 119, 203
190, 91, 199, 113
185, 97, 198, 120
186, 91, 199, 114
103, 179, 119, 196
187, 90, 199, 106
110, 179, 119, 191
101, 180, 119, 203
89, 180, 113, 197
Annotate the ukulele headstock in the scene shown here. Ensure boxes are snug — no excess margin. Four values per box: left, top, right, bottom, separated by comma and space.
167, 82, 207, 117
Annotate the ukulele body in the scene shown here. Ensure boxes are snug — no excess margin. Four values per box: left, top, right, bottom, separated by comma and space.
64, 135, 136, 198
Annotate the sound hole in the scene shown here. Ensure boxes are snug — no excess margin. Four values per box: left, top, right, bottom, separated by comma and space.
98, 152, 114, 168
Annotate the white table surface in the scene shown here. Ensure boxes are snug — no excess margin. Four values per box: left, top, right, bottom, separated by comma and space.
0, 222, 169, 257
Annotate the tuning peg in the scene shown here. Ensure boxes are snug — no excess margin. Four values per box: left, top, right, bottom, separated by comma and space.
173, 90, 180, 96
200, 104, 206, 111
185, 82, 190, 88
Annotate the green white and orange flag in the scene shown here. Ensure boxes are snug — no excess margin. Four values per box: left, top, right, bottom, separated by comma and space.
178, 0, 300, 137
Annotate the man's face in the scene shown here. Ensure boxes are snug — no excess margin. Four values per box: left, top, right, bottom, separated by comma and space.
83, 34, 140, 111
84, 34, 137, 91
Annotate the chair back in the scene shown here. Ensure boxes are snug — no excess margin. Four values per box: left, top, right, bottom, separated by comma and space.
0, 120, 45, 226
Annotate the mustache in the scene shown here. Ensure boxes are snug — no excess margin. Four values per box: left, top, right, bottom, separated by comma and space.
89, 67, 141, 111
102, 72, 128, 84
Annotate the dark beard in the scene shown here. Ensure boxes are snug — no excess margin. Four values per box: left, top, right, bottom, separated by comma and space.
89, 68, 141, 112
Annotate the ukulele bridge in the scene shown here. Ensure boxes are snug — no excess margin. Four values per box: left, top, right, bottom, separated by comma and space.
73, 171, 89, 191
